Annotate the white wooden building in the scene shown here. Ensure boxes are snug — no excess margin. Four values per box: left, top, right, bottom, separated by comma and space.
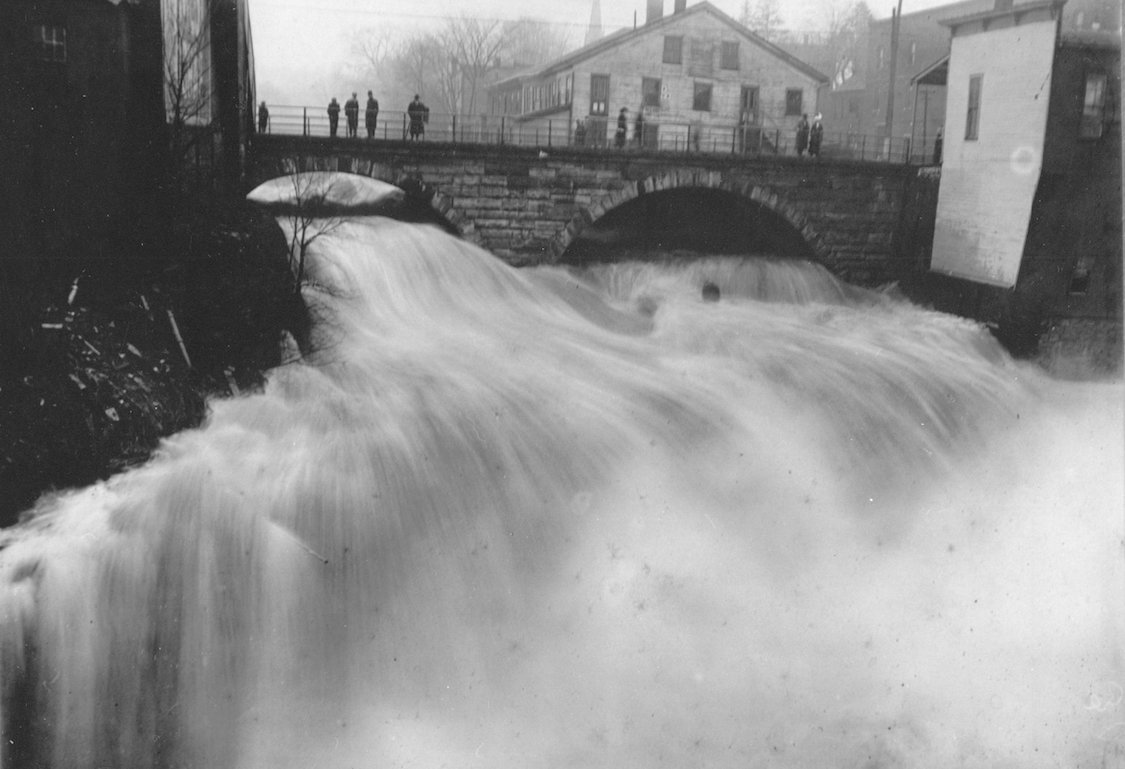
487, 0, 828, 151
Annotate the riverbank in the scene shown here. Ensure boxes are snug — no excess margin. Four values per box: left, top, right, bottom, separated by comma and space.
0, 197, 301, 526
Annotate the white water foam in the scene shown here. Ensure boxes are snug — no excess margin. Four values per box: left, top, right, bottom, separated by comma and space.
0, 216, 1120, 768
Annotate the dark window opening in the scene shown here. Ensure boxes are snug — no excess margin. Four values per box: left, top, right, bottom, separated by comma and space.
721, 41, 739, 70
965, 74, 982, 140
693, 81, 712, 111
34, 25, 66, 63
590, 74, 609, 116
785, 88, 803, 116
663, 36, 683, 65
642, 77, 662, 108
1080, 71, 1107, 139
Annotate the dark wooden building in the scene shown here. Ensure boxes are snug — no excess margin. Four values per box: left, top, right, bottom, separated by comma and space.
0, 0, 255, 269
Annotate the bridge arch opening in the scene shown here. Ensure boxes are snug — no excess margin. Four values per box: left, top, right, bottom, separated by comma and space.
559, 187, 819, 266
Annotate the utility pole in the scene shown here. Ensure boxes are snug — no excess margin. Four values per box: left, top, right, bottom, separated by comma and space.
884, 0, 903, 156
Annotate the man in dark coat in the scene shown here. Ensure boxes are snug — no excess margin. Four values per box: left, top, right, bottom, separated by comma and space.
615, 107, 628, 148
808, 113, 824, 157
365, 91, 379, 138
257, 101, 269, 133
795, 114, 810, 156
344, 92, 360, 138
327, 97, 341, 137
407, 94, 428, 141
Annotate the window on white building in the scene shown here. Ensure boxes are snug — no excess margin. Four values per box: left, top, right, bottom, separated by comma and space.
642, 77, 662, 108
785, 88, 803, 116
721, 41, 739, 70
1079, 71, 1107, 139
663, 36, 683, 65
34, 25, 66, 63
693, 81, 712, 111
965, 74, 982, 140
590, 74, 609, 115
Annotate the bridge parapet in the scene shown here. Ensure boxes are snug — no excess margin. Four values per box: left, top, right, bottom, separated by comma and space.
249, 135, 935, 286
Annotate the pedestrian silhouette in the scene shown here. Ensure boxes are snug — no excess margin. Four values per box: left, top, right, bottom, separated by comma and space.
258, 101, 269, 133
933, 127, 943, 164
574, 119, 587, 147
634, 108, 645, 148
407, 94, 428, 141
615, 107, 628, 148
327, 97, 340, 137
808, 113, 823, 157
345, 93, 360, 138
365, 91, 379, 139
795, 114, 809, 156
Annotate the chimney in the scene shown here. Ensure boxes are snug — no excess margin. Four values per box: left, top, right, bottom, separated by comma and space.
673, 0, 686, 12
646, 0, 663, 24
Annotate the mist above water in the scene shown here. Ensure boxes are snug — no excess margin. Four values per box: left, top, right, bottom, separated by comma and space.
0, 216, 1121, 769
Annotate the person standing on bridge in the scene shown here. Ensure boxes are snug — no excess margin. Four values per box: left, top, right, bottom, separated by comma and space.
327, 97, 341, 137
345, 93, 360, 138
808, 113, 823, 158
634, 108, 645, 148
795, 114, 810, 156
407, 95, 428, 141
258, 102, 269, 134
365, 91, 379, 139
615, 107, 628, 148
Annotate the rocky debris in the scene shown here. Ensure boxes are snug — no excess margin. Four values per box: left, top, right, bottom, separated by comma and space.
0, 199, 300, 526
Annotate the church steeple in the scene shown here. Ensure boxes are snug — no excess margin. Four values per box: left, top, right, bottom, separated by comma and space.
585, 0, 603, 45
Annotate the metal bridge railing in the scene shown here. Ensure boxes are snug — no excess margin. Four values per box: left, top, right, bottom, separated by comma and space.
256, 104, 922, 165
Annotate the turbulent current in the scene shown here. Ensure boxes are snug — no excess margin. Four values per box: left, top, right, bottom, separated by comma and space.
0, 215, 1121, 768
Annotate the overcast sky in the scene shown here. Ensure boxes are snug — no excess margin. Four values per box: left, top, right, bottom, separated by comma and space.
250, 0, 951, 103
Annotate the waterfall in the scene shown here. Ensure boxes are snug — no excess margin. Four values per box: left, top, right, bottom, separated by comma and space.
0, 216, 1121, 768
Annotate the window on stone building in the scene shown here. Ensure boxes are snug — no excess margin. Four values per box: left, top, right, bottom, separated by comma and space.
965, 74, 982, 140
693, 81, 712, 111
663, 36, 683, 65
590, 74, 609, 115
721, 41, 740, 70
34, 25, 67, 63
642, 77, 662, 108
1080, 71, 1107, 139
785, 88, 803, 116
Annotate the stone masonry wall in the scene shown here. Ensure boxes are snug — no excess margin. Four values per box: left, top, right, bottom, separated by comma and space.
249, 137, 924, 286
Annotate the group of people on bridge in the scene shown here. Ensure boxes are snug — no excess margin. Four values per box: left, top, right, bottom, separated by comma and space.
255, 93, 430, 140
794, 113, 824, 158
572, 106, 651, 149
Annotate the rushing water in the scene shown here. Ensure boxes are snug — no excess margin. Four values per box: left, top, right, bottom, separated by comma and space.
0, 215, 1121, 769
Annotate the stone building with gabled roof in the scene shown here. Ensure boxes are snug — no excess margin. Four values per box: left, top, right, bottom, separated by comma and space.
487, 0, 828, 152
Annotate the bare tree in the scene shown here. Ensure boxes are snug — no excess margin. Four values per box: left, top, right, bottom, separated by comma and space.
281, 171, 349, 291
499, 18, 575, 68
816, 0, 872, 89
745, 0, 784, 41
162, 0, 215, 184
437, 17, 505, 116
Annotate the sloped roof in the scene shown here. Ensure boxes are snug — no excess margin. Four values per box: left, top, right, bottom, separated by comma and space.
910, 54, 949, 86
493, 1, 828, 88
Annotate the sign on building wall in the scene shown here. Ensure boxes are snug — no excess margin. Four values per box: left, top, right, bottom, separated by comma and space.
930, 16, 1058, 287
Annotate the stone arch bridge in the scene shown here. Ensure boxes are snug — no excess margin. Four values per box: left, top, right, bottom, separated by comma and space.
248, 136, 937, 286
